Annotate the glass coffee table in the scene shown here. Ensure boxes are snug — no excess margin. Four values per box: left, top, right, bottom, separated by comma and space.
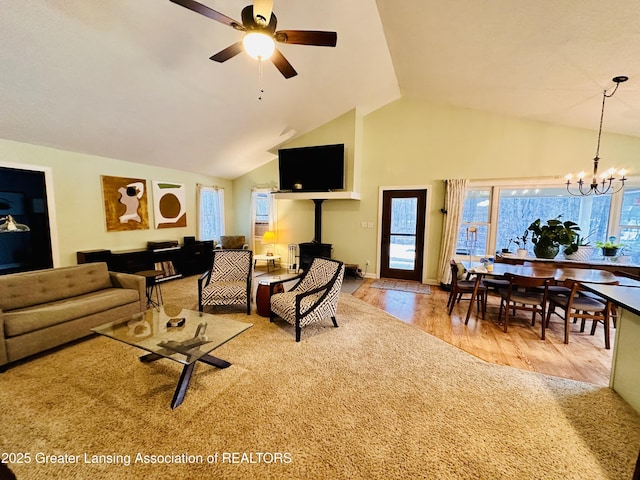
92, 305, 252, 409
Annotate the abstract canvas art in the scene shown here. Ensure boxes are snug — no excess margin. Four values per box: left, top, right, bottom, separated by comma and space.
152, 181, 187, 229
101, 175, 149, 231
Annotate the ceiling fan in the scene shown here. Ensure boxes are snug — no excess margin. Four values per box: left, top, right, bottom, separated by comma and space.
169, 0, 337, 79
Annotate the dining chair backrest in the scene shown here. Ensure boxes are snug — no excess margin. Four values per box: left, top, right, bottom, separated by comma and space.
449, 260, 466, 286
504, 273, 554, 290
450, 260, 460, 285
560, 278, 619, 301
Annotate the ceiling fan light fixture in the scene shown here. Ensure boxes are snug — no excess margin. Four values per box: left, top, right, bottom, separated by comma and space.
243, 32, 275, 60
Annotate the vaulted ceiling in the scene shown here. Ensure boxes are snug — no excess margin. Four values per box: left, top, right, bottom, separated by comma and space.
1, 1, 638, 179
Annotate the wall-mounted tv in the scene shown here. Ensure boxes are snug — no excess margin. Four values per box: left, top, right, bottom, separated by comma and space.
278, 144, 345, 192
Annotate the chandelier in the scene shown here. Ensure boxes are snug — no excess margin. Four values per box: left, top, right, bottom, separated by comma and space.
0, 215, 30, 232
565, 75, 629, 196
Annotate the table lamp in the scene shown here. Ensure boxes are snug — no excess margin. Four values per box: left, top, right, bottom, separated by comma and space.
262, 230, 277, 256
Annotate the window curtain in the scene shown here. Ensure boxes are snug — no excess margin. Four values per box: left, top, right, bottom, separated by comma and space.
437, 179, 468, 285
197, 185, 225, 242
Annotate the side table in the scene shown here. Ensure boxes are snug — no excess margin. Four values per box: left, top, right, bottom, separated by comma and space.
135, 269, 164, 308
255, 273, 301, 317
253, 254, 281, 273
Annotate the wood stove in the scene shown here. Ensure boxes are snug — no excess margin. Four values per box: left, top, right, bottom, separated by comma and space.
299, 242, 332, 270
298, 199, 332, 270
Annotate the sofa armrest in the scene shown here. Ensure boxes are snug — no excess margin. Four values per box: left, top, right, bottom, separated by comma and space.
109, 272, 146, 312
0, 310, 7, 367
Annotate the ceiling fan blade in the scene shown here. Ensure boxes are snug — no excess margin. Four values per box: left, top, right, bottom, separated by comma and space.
253, 0, 273, 26
210, 42, 244, 63
271, 49, 297, 79
170, 0, 244, 30
275, 30, 337, 47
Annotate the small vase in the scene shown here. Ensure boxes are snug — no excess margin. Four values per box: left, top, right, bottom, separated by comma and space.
602, 247, 618, 257
516, 248, 528, 259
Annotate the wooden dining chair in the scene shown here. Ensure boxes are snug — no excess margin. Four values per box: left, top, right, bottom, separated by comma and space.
497, 273, 554, 338
545, 279, 618, 349
481, 276, 509, 313
447, 260, 486, 324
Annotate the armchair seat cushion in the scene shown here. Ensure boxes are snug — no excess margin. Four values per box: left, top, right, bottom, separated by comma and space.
201, 281, 249, 305
270, 291, 324, 323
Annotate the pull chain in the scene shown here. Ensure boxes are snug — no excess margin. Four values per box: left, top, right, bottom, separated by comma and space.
257, 59, 264, 100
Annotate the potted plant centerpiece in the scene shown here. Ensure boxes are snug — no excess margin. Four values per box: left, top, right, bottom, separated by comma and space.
595, 237, 624, 257
527, 216, 580, 260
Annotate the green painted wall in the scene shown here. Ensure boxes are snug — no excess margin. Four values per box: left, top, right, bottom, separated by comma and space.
0, 138, 231, 267
234, 98, 640, 282
232, 109, 361, 261
4, 96, 638, 280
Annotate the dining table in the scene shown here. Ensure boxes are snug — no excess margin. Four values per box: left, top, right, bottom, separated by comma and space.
462, 262, 637, 322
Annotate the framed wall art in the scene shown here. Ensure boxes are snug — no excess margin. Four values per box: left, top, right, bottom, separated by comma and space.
152, 181, 187, 229
101, 175, 149, 231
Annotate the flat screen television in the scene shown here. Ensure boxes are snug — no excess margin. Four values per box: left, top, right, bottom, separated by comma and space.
278, 144, 345, 192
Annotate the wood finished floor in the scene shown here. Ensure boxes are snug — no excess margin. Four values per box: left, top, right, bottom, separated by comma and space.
350, 278, 613, 386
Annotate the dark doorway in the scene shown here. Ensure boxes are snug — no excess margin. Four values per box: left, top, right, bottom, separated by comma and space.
0, 166, 53, 274
380, 189, 427, 281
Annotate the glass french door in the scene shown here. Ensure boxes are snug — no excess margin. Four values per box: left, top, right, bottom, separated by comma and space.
380, 189, 426, 281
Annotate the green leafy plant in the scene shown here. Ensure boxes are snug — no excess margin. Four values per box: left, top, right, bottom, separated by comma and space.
595, 238, 624, 249
527, 216, 580, 258
595, 236, 625, 256
512, 230, 529, 249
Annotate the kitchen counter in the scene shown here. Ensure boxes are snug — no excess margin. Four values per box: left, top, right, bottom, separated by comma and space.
582, 283, 640, 413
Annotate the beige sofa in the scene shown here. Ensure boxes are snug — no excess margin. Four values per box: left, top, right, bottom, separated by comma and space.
0, 262, 145, 369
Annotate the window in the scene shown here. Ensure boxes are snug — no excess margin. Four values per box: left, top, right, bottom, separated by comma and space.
618, 186, 640, 264
496, 187, 610, 252
250, 189, 276, 251
456, 180, 639, 263
458, 189, 491, 258
198, 186, 224, 242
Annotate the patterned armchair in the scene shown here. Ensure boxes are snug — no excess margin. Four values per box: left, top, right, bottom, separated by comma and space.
198, 249, 253, 315
270, 257, 345, 342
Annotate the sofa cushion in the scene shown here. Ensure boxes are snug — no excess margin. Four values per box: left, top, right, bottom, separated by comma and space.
0, 263, 113, 311
3, 288, 140, 338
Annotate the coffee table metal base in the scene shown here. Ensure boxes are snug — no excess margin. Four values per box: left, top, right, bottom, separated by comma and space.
140, 352, 232, 409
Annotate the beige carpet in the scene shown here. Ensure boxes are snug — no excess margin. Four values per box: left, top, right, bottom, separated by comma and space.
1, 276, 639, 479
371, 278, 431, 294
